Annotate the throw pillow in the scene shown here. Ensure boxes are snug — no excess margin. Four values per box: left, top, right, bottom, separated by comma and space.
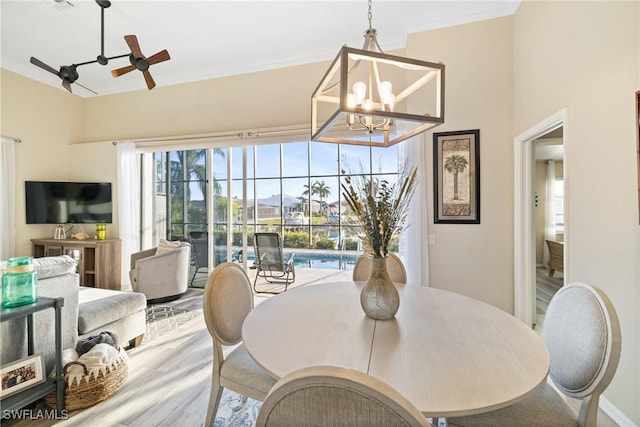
156, 239, 181, 255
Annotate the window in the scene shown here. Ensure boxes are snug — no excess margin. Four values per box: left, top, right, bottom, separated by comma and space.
554, 179, 564, 234
147, 140, 401, 268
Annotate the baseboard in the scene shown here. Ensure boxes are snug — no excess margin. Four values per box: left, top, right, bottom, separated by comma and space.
601, 395, 638, 427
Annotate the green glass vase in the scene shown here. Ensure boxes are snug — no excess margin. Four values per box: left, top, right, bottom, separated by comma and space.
2, 256, 38, 308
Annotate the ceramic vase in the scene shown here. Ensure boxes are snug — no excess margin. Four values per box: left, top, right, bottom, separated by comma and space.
360, 256, 399, 320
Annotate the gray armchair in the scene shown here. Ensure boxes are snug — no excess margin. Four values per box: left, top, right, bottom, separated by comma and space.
129, 242, 191, 303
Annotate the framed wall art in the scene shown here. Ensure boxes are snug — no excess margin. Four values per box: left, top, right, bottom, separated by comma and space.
0, 353, 46, 399
433, 129, 480, 224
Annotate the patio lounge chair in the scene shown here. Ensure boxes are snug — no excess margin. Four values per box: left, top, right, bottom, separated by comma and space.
189, 231, 208, 285
251, 232, 295, 294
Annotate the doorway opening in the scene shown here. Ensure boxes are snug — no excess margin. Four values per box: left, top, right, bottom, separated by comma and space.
532, 128, 565, 331
514, 109, 567, 327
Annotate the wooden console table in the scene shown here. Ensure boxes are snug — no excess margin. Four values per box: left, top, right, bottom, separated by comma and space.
32, 238, 121, 290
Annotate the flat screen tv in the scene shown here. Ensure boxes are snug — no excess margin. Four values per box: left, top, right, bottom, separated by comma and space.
25, 181, 113, 224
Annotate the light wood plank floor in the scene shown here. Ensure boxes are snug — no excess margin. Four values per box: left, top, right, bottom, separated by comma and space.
3, 267, 619, 426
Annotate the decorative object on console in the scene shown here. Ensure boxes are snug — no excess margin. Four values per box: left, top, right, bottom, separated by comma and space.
29, 0, 170, 94
342, 165, 417, 320
1, 256, 38, 308
311, 0, 444, 147
54, 225, 67, 240
72, 232, 90, 240
95, 224, 107, 240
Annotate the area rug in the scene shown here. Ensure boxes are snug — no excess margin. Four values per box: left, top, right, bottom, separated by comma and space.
143, 304, 203, 344
210, 390, 262, 427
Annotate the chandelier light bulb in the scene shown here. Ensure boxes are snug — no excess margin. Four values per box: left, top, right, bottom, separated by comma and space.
347, 93, 356, 108
379, 81, 392, 98
385, 93, 396, 111
353, 82, 366, 105
363, 98, 374, 110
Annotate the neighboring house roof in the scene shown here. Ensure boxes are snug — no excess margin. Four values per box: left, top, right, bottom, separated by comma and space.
247, 194, 301, 208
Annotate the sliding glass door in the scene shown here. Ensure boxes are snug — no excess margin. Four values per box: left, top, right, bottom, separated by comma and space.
145, 140, 401, 274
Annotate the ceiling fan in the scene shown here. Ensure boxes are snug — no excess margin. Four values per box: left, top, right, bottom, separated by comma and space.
29, 0, 170, 95
111, 35, 171, 90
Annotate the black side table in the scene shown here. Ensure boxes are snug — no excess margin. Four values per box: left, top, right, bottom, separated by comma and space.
1, 297, 64, 415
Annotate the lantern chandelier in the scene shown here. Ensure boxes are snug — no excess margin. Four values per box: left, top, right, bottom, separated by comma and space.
311, 0, 445, 147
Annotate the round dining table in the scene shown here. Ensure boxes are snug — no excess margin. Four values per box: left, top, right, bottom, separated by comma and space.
242, 281, 550, 418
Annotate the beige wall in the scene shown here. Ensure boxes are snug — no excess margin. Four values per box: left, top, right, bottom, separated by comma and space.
2, 4, 638, 422
1, 69, 84, 255
514, 1, 639, 423
80, 62, 331, 142
406, 16, 515, 311
67, 141, 119, 241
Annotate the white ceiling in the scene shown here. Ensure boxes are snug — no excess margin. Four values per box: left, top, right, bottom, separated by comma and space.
1, 0, 519, 97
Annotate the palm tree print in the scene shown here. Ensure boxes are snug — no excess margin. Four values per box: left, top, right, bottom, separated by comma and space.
443, 154, 468, 200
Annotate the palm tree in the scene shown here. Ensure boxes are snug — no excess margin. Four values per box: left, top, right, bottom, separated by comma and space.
166, 148, 225, 236
314, 180, 331, 216
443, 154, 468, 200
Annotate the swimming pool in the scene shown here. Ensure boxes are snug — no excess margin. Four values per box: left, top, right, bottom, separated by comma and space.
241, 251, 357, 271
290, 252, 357, 271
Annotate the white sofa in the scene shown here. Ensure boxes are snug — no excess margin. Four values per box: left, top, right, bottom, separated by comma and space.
1, 256, 146, 373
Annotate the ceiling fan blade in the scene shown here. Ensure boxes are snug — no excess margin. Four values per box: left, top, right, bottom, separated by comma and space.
124, 34, 143, 58
147, 49, 170, 66
74, 81, 98, 96
111, 64, 136, 77
30, 56, 60, 76
143, 70, 156, 90
62, 80, 72, 93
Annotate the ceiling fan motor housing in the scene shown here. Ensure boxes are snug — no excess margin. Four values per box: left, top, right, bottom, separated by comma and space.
59, 65, 79, 83
130, 54, 149, 71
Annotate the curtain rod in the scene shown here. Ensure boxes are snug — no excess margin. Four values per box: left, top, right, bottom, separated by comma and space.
1, 136, 22, 143
133, 132, 245, 144
132, 126, 310, 145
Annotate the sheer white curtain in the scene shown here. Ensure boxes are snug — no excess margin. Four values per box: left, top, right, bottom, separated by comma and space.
543, 160, 556, 266
117, 141, 140, 291
399, 135, 430, 286
0, 138, 17, 260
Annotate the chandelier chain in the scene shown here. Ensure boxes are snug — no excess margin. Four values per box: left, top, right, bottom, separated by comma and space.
368, 0, 373, 30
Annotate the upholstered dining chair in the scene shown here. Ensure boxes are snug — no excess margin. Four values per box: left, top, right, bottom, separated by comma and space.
203, 262, 277, 427
448, 282, 621, 427
352, 252, 407, 283
255, 365, 431, 427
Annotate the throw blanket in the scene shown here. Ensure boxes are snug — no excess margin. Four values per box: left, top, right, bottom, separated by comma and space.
62, 344, 122, 387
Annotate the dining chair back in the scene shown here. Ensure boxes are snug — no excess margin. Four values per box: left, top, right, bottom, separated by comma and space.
543, 282, 621, 425
203, 262, 277, 427
256, 366, 431, 427
447, 282, 621, 427
352, 252, 407, 283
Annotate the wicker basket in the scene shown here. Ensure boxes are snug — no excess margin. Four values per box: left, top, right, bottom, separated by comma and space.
45, 347, 128, 411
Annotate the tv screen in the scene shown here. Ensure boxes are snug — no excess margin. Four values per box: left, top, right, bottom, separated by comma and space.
25, 181, 113, 224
